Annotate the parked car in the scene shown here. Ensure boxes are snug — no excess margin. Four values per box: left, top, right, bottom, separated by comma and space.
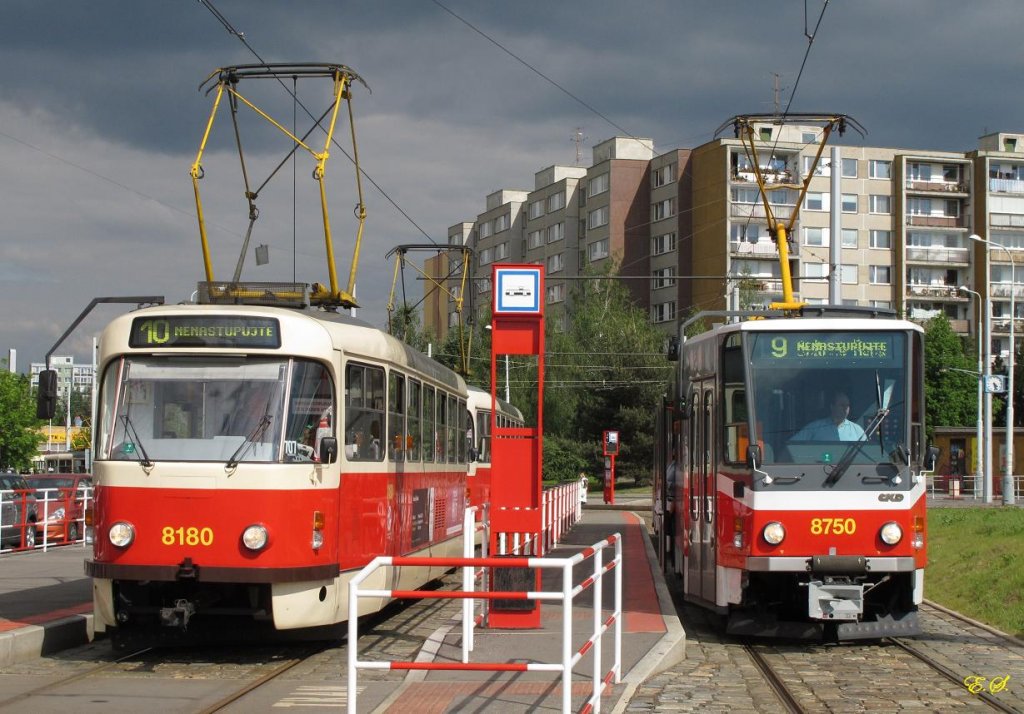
25, 474, 92, 543
0, 473, 40, 550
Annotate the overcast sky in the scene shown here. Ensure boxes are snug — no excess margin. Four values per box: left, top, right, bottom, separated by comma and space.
2, 1, 1022, 371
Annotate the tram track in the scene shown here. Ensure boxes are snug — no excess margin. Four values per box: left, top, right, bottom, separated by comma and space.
0, 647, 153, 709
742, 641, 806, 714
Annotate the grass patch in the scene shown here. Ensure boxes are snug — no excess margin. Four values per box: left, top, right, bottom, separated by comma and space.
926, 507, 1024, 638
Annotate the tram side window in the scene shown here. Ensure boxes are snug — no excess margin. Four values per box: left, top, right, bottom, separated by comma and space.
388, 371, 406, 462
407, 379, 422, 462
423, 386, 436, 463
437, 392, 448, 462
458, 398, 467, 462
284, 360, 334, 463
476, 410, 491, 463
345, 362, 385, 461
722, 336, 754, 465
447, 394, 458, 463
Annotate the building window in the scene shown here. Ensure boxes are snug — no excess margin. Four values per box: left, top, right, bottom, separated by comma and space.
479, 248, 492, 266
870, 265, 891, 284
942, 165, 961, 183
731, 223, 764, 243
870, 230, 892, 249
841, 194, 858, 213
805, 192, 827, 211
528, 229, 544, 250
804, 227, 830, 247
651, 301, 677, 323
871, 300, 892, 309
652, 163, 676, 187
546, 283, 565, 304
587, 206, 609, 229
908, 163, 932, 182
841, 228, 858, 248
804, 262, 829, 279
547, 191, 565, 212
493, 213, 510, 232
652, 266, 675, 290
528, 200, 545, 220
546, 252, 564, 274
802, 132, 816, 143
841, 158, 858, 178
869, 195, 891, 214
652, 232, 677, 255
547, 222, 565, 244
588, 172, 609, 197
652, 198, 676, 221
803, 156, 830, 177
869, 160, 892, 179
841, 265, 858, 284
494, 242, 509, 261
479, 220, 493, 239
588, 239, 609, 262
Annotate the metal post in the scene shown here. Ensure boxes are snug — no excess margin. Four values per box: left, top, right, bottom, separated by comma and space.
829, 146, 841, 302
959, 286, 984, 497
972, 234, 1015, 504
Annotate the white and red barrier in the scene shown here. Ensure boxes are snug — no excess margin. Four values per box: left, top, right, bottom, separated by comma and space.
347, 532, 622, 714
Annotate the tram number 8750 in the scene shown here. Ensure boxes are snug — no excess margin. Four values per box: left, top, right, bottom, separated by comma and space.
809, 517, 857, 535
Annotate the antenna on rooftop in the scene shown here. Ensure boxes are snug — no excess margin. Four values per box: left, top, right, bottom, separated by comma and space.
571, 127, 588, 166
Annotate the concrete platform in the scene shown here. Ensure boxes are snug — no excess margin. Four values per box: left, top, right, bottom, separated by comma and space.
0, 543, 93, 667
359, 509, 686, 713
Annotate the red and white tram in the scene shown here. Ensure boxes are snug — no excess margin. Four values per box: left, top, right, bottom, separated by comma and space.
86, 302, 471, 645
653, 307, 937, 640
466, 385, 524, 510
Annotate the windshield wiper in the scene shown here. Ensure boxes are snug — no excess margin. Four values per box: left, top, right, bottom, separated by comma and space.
823, 407, 889, 487
120, 414, 153, 468
226, 414, 273, 469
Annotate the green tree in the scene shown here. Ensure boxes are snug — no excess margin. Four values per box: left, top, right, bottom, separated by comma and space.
541, 262, 671, 485
923, 314, 976, 437
0, 372, 45, 470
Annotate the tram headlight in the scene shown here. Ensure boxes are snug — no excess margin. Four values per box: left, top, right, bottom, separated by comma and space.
108, 521, 135, 548
242, 524, 269, 551
762, 521, 786, 545
880, 521, 903, 545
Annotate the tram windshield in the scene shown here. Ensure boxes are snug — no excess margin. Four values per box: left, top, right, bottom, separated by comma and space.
97, 356, 334, 464
742, 330, 908, 469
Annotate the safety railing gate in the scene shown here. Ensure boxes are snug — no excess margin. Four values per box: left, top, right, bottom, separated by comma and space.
347, 529, 622, 714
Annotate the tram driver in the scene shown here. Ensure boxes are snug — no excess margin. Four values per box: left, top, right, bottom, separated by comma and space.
790, 391, 866, 442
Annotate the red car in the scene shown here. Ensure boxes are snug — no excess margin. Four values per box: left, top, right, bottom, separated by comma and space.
25, 474, 93, 543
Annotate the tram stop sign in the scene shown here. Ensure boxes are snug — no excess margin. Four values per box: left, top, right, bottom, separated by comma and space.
603, 430, 620, 456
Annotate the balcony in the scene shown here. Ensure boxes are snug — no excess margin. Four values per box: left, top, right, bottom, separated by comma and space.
906, 214, 966, 229
989, 178, 1024, 194
905, 180, 968, 194
731, 203, 795, 221
730, 240, 798, 258
731, 169, 795, 185
905, 246, 970, 264
990, 283, 1024, 299
907, 284, 963, 299
992, 318, 1024, 334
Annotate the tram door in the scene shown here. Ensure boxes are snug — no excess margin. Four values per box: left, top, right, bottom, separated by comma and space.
686, 380, 717, 604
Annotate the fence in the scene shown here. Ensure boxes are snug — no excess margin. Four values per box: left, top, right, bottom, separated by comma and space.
0, 485, 91, 554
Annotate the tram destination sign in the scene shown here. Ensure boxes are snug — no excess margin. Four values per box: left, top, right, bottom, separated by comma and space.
752, 332, 901, 367
129, 316, 281, 349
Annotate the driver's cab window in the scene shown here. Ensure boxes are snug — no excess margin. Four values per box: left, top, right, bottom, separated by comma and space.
722, 334, 751, 464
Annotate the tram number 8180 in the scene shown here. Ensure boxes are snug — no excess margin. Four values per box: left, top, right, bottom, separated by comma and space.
162, 526, 215, 546
809, 518, 857, 535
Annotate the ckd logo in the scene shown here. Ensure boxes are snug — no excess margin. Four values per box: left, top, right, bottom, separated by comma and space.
878, 493, 904, 502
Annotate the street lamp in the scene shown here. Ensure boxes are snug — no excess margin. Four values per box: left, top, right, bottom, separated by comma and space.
958, 284, 984, 499
971, 234, 1016, 505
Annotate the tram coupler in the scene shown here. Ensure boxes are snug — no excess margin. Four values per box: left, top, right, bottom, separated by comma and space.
160, 599, 197, 629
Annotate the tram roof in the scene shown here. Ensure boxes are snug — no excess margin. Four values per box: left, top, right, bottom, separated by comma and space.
681, 305, 923, 343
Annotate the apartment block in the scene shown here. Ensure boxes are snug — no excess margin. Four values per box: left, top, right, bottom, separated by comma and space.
430, 124, 1024, 356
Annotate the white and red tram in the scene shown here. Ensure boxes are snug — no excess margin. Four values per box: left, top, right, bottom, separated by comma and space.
466, 385, 525, 511
654, 307, 936, 640
87, 302, 472, 645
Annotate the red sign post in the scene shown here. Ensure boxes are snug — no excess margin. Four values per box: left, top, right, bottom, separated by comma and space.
603, 430, 619, 505
488, 265, 544, 628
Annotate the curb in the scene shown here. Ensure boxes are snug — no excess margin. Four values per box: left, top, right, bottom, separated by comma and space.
0, 613, 94, 667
